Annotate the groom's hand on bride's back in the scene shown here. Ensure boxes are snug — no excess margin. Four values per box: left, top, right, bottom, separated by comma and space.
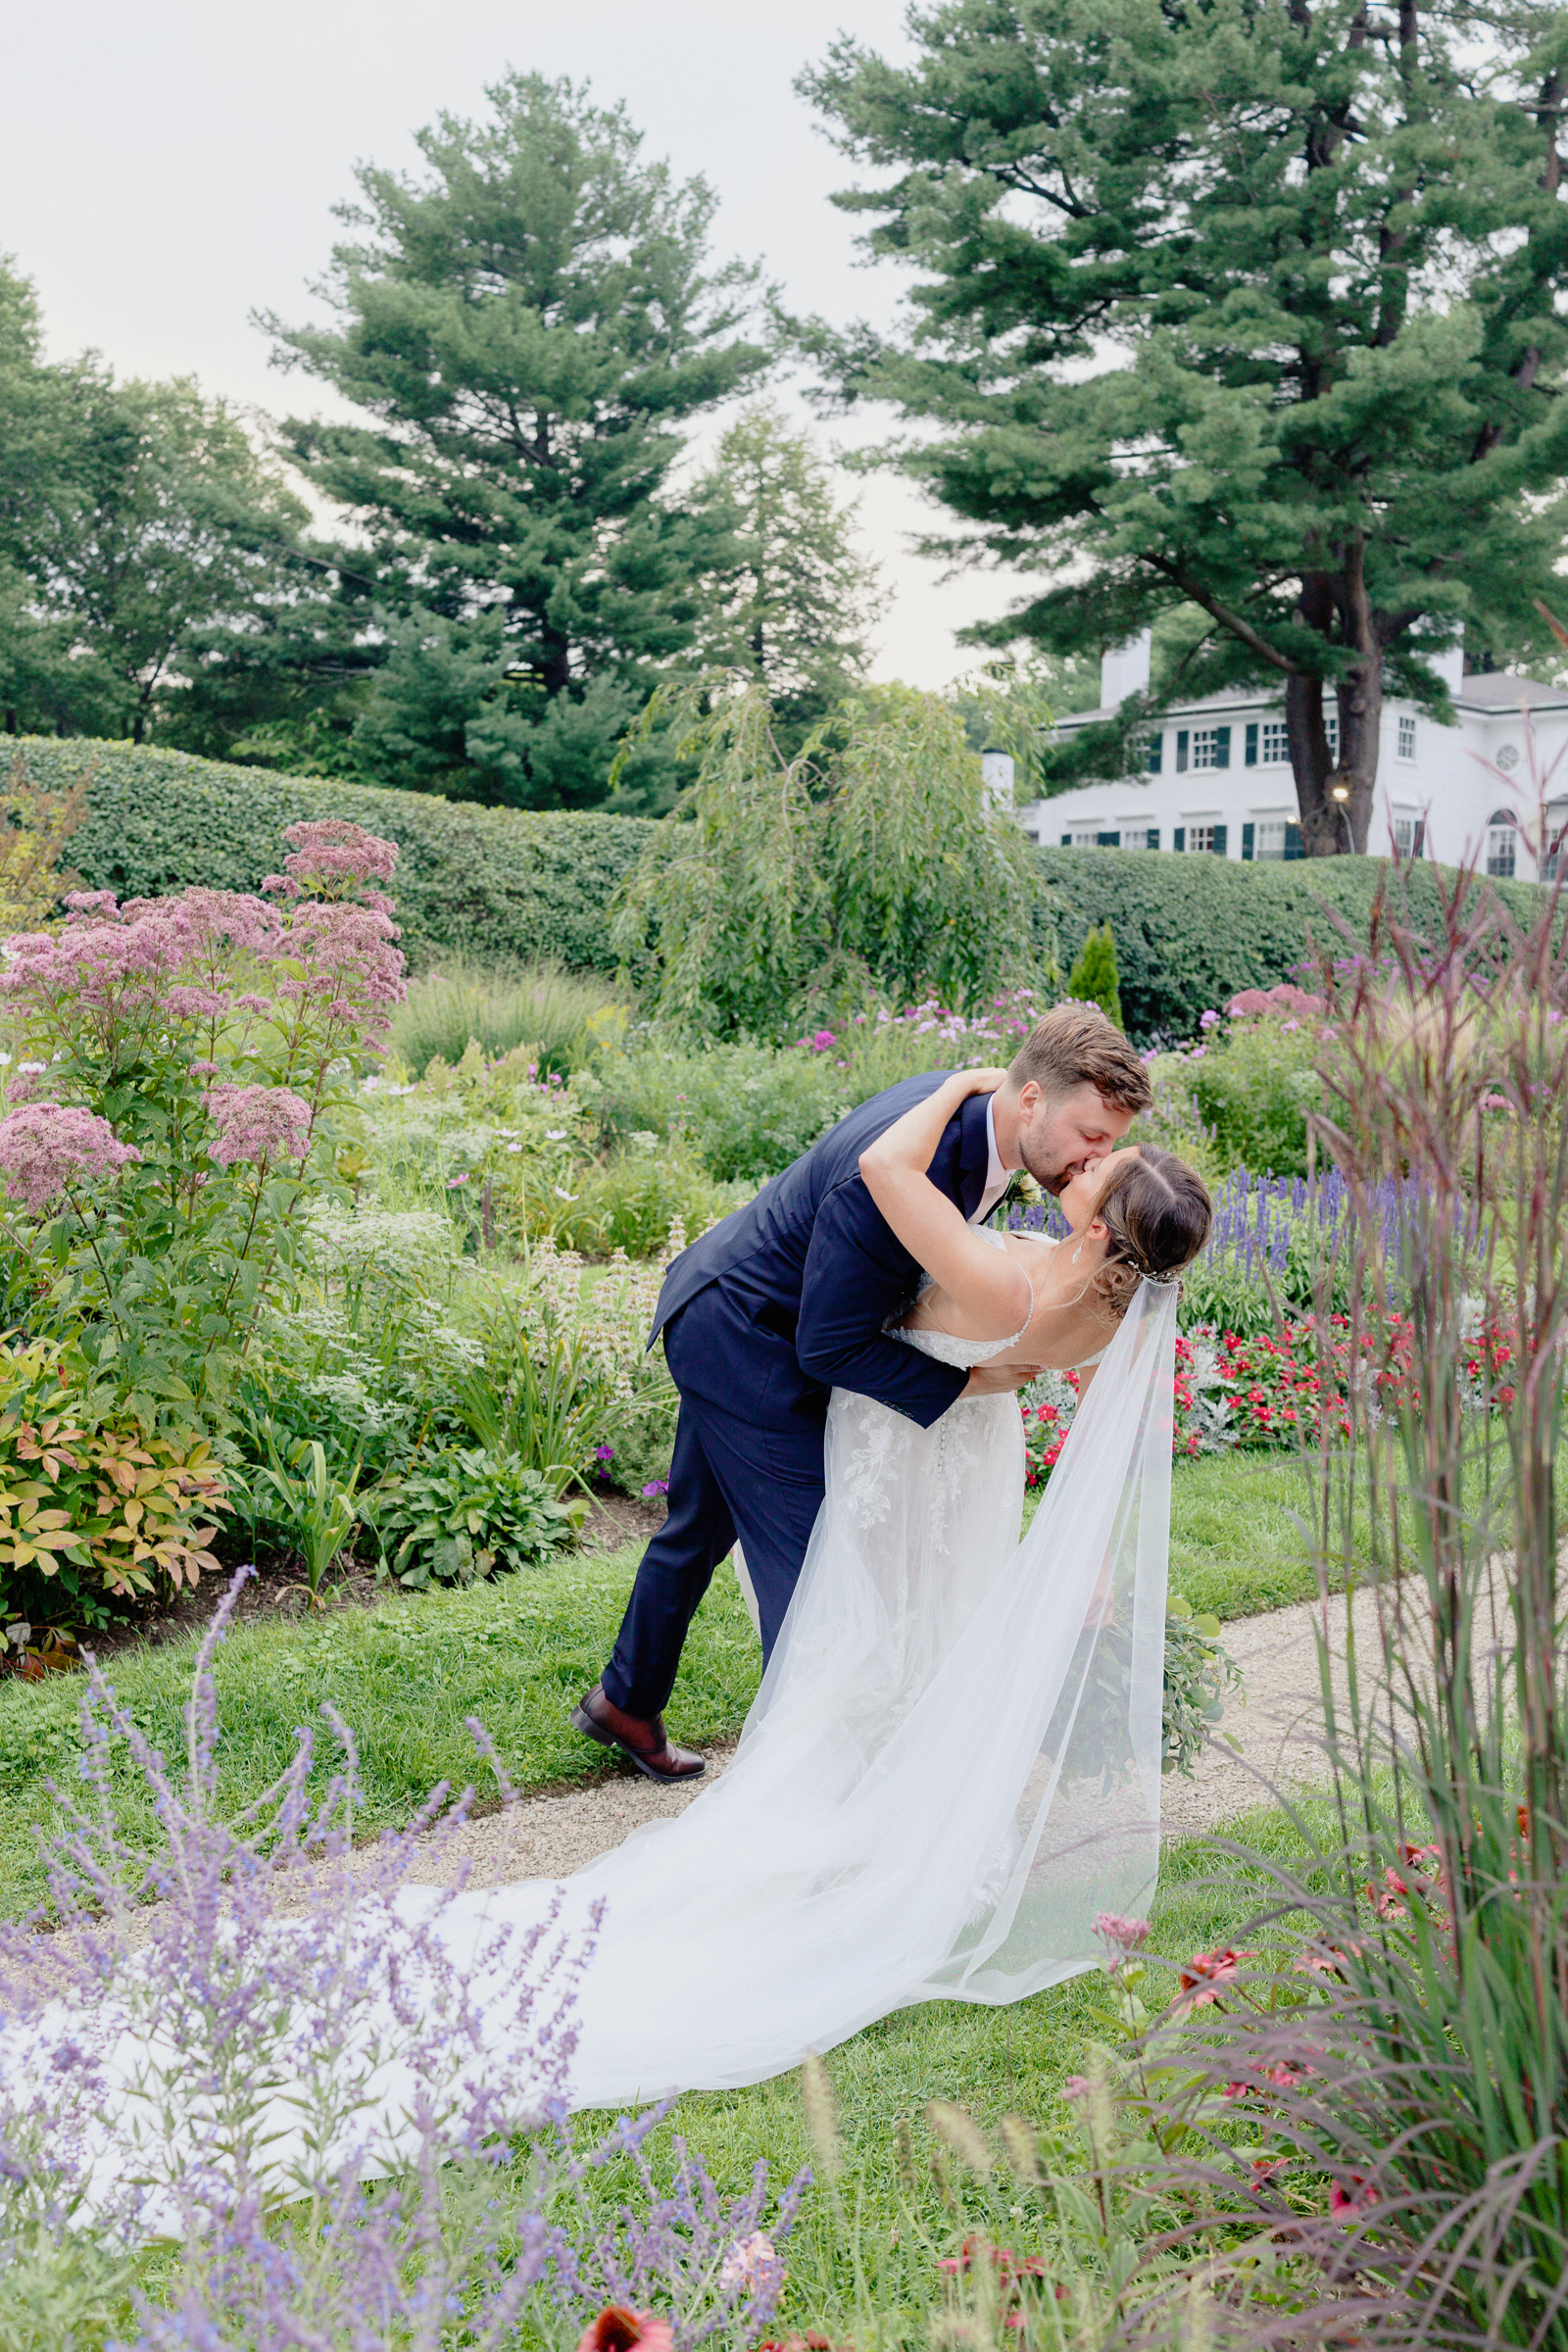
961, 1361, 1042, 1396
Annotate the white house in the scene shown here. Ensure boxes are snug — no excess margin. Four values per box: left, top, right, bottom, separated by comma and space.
1009, 633, 1568, 880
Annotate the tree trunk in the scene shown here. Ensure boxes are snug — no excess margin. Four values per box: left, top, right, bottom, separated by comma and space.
1286, 542, 1382, 854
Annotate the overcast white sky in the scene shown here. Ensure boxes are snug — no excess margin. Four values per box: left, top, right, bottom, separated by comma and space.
0, 0, 1033, 687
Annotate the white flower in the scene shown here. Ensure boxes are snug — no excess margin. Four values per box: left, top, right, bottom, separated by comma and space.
554, 1186, 577, 1200
507, 1143, 523, 1154
360, 1075, 381, 1094
18, 1060, 45, 1075
0, 1053, 11, 1067
545, 1128, 567, 1141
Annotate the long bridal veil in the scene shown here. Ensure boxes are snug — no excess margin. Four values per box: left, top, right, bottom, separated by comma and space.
415, 1275, 1180, 2110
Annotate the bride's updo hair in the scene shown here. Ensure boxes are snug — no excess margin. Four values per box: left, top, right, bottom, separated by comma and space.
1089, 1146, 1212, 1321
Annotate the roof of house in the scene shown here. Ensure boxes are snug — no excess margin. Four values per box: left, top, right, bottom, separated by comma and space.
1455, 672, 1568, 713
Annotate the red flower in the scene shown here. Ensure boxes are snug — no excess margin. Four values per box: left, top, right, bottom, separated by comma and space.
1178, 1946, 1254, 2006
577, 2311, 674, 2352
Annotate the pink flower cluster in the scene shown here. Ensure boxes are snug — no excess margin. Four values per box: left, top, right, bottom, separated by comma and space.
0, 1102, 140, 1211
1226, 983, 1327, 1020
264, 818, 399, 903
203, 1084, 314, 1168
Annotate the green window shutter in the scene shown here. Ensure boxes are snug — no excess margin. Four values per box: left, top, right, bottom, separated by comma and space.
1147, 736, 1162, 774
1099, 830, 1120, 847
1242, 821, 1254, 860
1061, 832, 1072, 846
1175, 730, 1189, 772
1245, 723, 1258, 766
1284, 822, 1304, 860
1212, 823, 1228, 856
1148, 827, 1160, 850
1173, 826, 1186, 852
1214, 726, 1231, 769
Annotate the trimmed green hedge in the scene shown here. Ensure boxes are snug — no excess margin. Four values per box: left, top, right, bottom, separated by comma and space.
12, 740, 1546, 1041
1035, 846, 1546, 1043
11, 738, 656, 974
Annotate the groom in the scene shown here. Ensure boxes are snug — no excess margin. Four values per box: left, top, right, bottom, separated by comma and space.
572, 1004, 1154, 1781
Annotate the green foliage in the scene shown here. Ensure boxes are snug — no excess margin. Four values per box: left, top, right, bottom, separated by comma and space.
803, 1, 1568, 854
613, 680, 1044, 1038
264, 72, 769, 810
12, 737, 655, 974
1160, 1594, 1244, 1776
1180, 1018, 1323, 1178
248, 1435, 364, 1604
368, 1446, 579, 1589
597, 1038, 851, 1181
1064, 921, 1123, 1031
389, 957, 629, 1080
1039, 845, 1549, 1045
689, 402, 884, 748
0, 260, 331, 751
553, 1139, 741, 1258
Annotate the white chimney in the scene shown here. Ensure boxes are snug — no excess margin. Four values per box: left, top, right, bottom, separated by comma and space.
1423, 640, 1465, 699
980, 748, 1015, 805
1101, 629, 1152, 710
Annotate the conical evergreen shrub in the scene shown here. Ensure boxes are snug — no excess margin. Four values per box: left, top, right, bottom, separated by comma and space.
1065, 920, 1124, 1031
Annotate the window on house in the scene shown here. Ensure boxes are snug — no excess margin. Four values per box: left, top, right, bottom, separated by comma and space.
1487, 809, 1517, 878
1066, 826, 1118, 849
1325, 713, 1339, 761
1122, 826, 1159, 850
1397, 715, 1416, 761
1544, 813, 1567, 881
1145, 734, 1163, 775
1393, 813, 1426, 858
1189, 726, 1231, 770
1250, 815, 1304, 861
1261, 720, 1288, 764
1186, 822, 1228, 856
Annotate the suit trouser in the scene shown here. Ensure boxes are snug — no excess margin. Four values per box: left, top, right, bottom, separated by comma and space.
601, 1311, 828, 1720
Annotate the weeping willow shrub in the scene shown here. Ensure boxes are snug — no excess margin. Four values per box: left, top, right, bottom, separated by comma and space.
610, 677, 1050, 1039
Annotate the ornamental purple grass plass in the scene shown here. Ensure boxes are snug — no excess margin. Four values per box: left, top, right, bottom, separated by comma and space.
0, 1570, 803, 2349
0, 1102, 140, 1211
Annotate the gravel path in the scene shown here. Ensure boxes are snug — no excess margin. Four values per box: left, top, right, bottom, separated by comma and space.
402, 1578, 1434, 1891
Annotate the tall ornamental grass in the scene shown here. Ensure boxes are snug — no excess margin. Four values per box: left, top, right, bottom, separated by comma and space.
390, 956, 629, 1080
1118, 860, 1568, 2350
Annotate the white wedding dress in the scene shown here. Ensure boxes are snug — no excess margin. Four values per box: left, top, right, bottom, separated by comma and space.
402, 1236, 1179, 2110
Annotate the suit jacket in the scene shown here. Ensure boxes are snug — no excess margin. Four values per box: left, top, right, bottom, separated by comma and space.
651, 1072, 994, 1434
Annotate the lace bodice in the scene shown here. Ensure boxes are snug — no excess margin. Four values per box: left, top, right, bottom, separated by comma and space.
890, 1229, 1032, 1368
890, 1229, 1110, 1373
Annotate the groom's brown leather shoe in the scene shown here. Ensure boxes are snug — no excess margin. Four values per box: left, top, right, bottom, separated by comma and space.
570, 1684, 707, 1785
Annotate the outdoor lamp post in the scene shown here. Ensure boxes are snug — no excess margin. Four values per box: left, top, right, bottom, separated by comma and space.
1329, 772, 1353, 853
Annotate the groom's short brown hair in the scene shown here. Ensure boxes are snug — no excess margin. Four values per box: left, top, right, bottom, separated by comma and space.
1007, 1004, 1153, 1114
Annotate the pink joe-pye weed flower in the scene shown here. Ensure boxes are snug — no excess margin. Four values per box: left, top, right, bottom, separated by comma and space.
0, 1102, 140, 1211
1093, 1912, 1152, 1960
204, 1083, 314, 1168
264, 818, 399, 902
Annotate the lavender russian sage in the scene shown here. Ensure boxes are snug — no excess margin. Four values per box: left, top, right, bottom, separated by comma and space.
0, 1570, 803, 2349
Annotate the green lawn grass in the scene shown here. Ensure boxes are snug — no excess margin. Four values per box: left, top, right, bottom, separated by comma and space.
0, 1446, 1351, 1921
0, 1450, 1350, 2333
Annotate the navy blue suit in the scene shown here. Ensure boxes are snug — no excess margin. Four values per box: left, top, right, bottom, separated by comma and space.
601, 1074, 997, 1718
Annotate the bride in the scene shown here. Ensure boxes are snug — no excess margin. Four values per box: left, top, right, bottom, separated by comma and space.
416, 1068, 1212, 2110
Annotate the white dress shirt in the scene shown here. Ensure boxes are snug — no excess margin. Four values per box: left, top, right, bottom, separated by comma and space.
973, 1095, 1013, 1223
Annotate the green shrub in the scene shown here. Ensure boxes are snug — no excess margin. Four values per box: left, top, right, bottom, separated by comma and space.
1064, 920, 1124, 1029
389, 957, 630, 1078
1179, 1015, 1324, 1177
553, 1138, 747, 1257
597, 1040, 849, 1180
11, 737, 655, 975
367, 1446, 579, 1588
1036, 845, 1548, 1044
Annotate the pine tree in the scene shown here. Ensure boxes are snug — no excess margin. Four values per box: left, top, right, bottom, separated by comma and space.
265, 74, 769, 808
1065, 924, 1124, 1032
690, 404, 883, 746
802, 0, 1568, 854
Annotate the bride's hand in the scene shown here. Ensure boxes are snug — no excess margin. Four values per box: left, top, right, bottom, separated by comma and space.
945, 1065, 1010, 1099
